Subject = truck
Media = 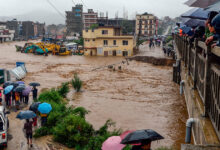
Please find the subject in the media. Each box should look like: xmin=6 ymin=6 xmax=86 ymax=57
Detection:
xmin=0 ymin=106 xmax=9 ymax=147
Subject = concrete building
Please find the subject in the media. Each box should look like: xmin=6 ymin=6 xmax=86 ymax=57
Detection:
xmin=83 ymin=9 xmax=98 ymax=29
xmin=34 ymin=22 xmax=45 ymax=37
xmin=83 ymin=26 xmax=134 ymax=56
xmin=98 ymin=18 xmax=136 ymax=35
xmin=6 ymin=19 xmax=19 ymax=39
xmin=136 ymin=12 xmax=158 ymax=37
xmin=22 ymin=21 xmax=34 ymax=40
xmin=66 ymin=4 xmax=83 ymax=35
xmin=0 ymin=22 xmax=15 ymax=42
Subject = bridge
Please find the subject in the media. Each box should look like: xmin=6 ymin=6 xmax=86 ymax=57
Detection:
xmin=174 ymin=34 xmax=220 ymax=149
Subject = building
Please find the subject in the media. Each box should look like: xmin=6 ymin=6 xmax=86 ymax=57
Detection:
xmin=66 ymin=4 xmax=83 ymax=35
xmin=98 ymin=18 xmax=136 ymax=35
xmin=83 ymin=9 xmax=98 ymax=29
xmin=34 ymin=22 xmax=45 ymax=37
xmin=6 ymin=19 xmax=19 ymax=39
xmin=83 ymin=26 xmax=134 ymax=56
xmin=22 ymin=21 xmax=34 ymax=40
xmin=0 ymin=22 xmax=15 ymax=43
xmin=135 ymin=12 xmax=158 ymax=37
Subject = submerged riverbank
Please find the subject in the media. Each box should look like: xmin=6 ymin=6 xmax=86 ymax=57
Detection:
xmin=0 ymin=41 xmax=188 ymax=149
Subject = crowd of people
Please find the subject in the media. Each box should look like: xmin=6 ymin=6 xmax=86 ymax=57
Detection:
xmin=149 ymin=38 xmax=162 ymax=48
xmin=177 ymin=11 xmax=220 ymax=48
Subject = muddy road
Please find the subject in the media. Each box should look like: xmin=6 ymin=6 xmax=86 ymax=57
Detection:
xmin=0 ymin=41 xmax=187 ymax=149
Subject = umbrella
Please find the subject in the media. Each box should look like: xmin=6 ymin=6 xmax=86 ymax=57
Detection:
xmin=3 ymin=81 xmax=13 ymax=88
xmin=38 ymin=102 xmax=52 ymax=114
xmin=11 ymin=82 xmax=19 ymax=88
xmin=14 ymin=86 xmax=26 ymax=92
xmin=181 ymin=18 xmax=205 ymax=27
xmin=16 ymin=110 xmax=36 ymax=120
xmin=4 ymin=85 xmax=14 ymax=95
xmin=22 ymin=86 xmax=31 ymax=96
xmin=16 ymin=81 xmax=25 ymax=85
xmin=102 ymin=136 xmax=125 ymax=150
xmin=121 ymin=129 xmax=164 ymax=144
xmin=29 ymin=82 xmax=40 ymax=87
xmin=0 ymin=87 xmax=3 ymax=90
xmin=184 ymin=0 xmax=218 ymax=8
xmin=205 ymin=1 xmax=220 ymax=11
xmin=181 ymin=26 xmax=192 ymax=34
xmin=29 ymin=102 xmax=41 ymax=112
xmin=181 ymin=8 xmax=209 ymax=20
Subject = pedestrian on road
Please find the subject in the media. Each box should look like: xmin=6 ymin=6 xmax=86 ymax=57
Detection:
xmin=0 ymin=90 xmax=2 ymax=105
xmin=5 ymin=92 xmax=11 ymax=108
xmin=12 ymin=91 xmax=15 ymax=106
xmin=32 ymin=87 xmax=38 ymax=101
xmin=24 ymin=94 xmax=29 ymax=104
xmin=24 ymin=119 xmax=33 ymax=148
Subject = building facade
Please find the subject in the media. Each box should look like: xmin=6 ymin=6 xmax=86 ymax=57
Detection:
xmin=6 ymin=19 xmax=19 ymax=39
xmin=0 ymin=22 xmax=15 ymax=42
xmin=22 ymin=21 xmax=34 ymax=40
xmin=66 ymin=4 xmax=83 ymax=35
xmin=83 ymin=9 xmax=98 ymax=29
xmin=135 ymin=13 xmax=158 ymax=37
xmin=83 ymin=26 xmax=134 ymax=56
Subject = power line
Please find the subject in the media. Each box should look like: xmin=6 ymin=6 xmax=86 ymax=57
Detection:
xmin=72 ymin=0 xmax=76 ymax=5
xmin=46 ymin=0 xmax=65 ymax=18
xmin=80 ymin=0 xmax=88 ymax=9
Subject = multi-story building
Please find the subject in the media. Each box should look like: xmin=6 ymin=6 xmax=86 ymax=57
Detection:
xmin=135 ymin=12 xmax=158 ymax=37
xmin=83 ymin=9 xmax=98 ymax=29
xmin=6 ymin=19 xmax=19 ymax=39
xmin=66 ymin=4 xmax=83 ymax=35
xmin=83 ymin=26 xmax=134 ymax=56
xmin=34 ymin=22 xmax=45 ymax=37
xmin=0 ymin=22 xmax=15 ymax=42
xmin=22 ymin=21 xmax=34 ymax=40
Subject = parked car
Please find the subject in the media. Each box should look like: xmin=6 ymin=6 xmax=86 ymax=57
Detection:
xmin=0 ymin=106 xmax=9 ymax=147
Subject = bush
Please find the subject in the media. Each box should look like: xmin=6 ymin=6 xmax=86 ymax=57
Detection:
xmin=34 ymin=126 xmax=51 ymax=138
xmin=38 ymin=88 xmax=63 ymax=104
xmin=165 ymin=36 xmax=173 ymax=43
xmin=156 ymin=147 xmax=173 ymax=150
xmin=53 ymin=114 xmax=94 ymax=148
xmin=57 ymin=82 xmax=70 ymax=98
xmin=71 ymin=74 xmax=82 ymax=92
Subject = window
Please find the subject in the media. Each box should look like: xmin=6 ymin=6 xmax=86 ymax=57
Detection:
xmin=102 ymin=30 xmax=108 ymax=35
xmin=75 ymin=13 xmax=81 ymax=17
xmin=123 ymin=40 xmax=128 ymax=45
xmin=104 ymin=40 xmax=108 ymax=46
xmin=113 ymin=40 xmax=117 ymax=45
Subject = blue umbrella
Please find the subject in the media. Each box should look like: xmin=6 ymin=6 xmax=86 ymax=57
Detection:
xmin=38 ymin=103 xmax=52 ymax=114
xmin=181 ymin=18 xmax=205 ymax=27
xmin=181 ymin=26 xmax=192 ymax=34
xmin=4 ymin=85 xmax=14 ymax=95
xmin=181 ymin=8 xmax=209 ymax=20
xmin=205 ymin=1 xmax=220 ymax=12
xmin=16 ymin=110 xmax=36 ymax=120
xmin=185 ymin=0 xmax=218 ymax=8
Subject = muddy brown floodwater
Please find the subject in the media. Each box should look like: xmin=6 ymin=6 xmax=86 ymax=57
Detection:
xmin=0 ymin=41 xmax=188 ymax=150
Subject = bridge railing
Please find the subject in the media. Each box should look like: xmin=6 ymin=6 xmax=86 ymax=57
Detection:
xmin=174 ymin=34 xmax=220 ymax=140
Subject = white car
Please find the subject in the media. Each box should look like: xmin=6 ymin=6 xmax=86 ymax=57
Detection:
xmin=0 ymin=106 xmax=9 ymax=147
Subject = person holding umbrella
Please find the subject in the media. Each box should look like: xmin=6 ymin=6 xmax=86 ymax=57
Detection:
xmin=4 ymin=85 xmax=14 ymax=108
xmin=15 ymin=92 xmax=20 ymax=110
xmin=16 ymin=110 xmax=36 ymax=148
xmin=29 ymin=82 xmax=40 ymax=101
xmin=24 ymin=119 xmax=33 ymax=148
xmin=0 ymin=87 xmax=3 ymax=105
xmin=38 ymin=102 xmax=52 ymax=126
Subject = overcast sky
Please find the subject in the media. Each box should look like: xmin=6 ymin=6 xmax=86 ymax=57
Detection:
xmin=0 ymin=0 xmax=190 ymax=19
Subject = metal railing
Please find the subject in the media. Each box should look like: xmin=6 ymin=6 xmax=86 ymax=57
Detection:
xmin=174 ymin=34 xmax=220 ymax=140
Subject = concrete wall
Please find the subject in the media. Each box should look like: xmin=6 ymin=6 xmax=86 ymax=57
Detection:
xmin=181 ymin=144 xmax=220 ymax=150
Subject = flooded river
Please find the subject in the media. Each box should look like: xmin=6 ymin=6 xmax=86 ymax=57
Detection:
xmin=0 ymin=41 xmax=188 ymax=149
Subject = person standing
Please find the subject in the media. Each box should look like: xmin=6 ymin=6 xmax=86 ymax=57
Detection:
xmin=0 ymin=90 xmax=2 ymax=105
xmin=24 ymin=94 xmax=29 ymax=104
xmin=32 ymin=87 xmax=38 ymax=101
xmin=15 ymin=92 xmax=20 ymax=110
xmin=5 ymin=92 xmax=11 ymax=108
xmin=24 ymin=119 xmax=33 ymax=148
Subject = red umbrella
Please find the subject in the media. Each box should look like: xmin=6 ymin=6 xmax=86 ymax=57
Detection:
xmin=0 ymin=87 xmax=3 ymax=90
xmin=102 ymin=136 xmax=125 ymax=150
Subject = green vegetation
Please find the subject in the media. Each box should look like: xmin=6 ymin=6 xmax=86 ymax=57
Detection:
xmin=121 ymin=20 xmax=133 ymax=35
xmin=165 ymin=35 xmax=173 ymax=43
xmin=89 ymin=24 xmax=99 ymax=30
xmin=71 ymin=74 xmax=83 ymax=92
xmin=136 ymin=39 xmax=145 ymax=46
xmin=74 ymin=37 xmax=84 ymax=46
xmin=34 ymin=81 xmax=122 ymax=149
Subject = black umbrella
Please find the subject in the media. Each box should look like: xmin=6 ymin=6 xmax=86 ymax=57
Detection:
xmin=181 ymin=8 xmax=209 ymax=20
xmin=121 ymin=129 xmax=164 ymax=144
xmin=29 ymin=82 xmax=40 ymax=87
xmin=3 ymin=81 xmax=13 ymax=88
xmin=29 ymin=102 xmax=41 ymax=112
xmin=14 ymin=86 xmax=26 ymax=92
xmin=11 ymin=82 xmax=19 ymax=88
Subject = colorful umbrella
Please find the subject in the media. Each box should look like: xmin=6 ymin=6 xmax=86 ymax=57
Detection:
xmin=38 ymin=102 xmax=52 ymax=114
xmin=16 ymin=81 xmax=25 ymax=85
xmin=3 ymin=81 xmax=13 ymax=88
xmin=22 ymin=86 xmax=31 ymax=96
xmin=0 ymin=87 xmax=3 ymax=90
xmin=102 ymin=136 xmax=125 ymax=150
xmin=16 ymin=110 xmax=36 ymax=120
xmin=14 ymin=86 xmax=25 ymax=92
xmin=4 ymin=85 xmax=14 ymax=94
